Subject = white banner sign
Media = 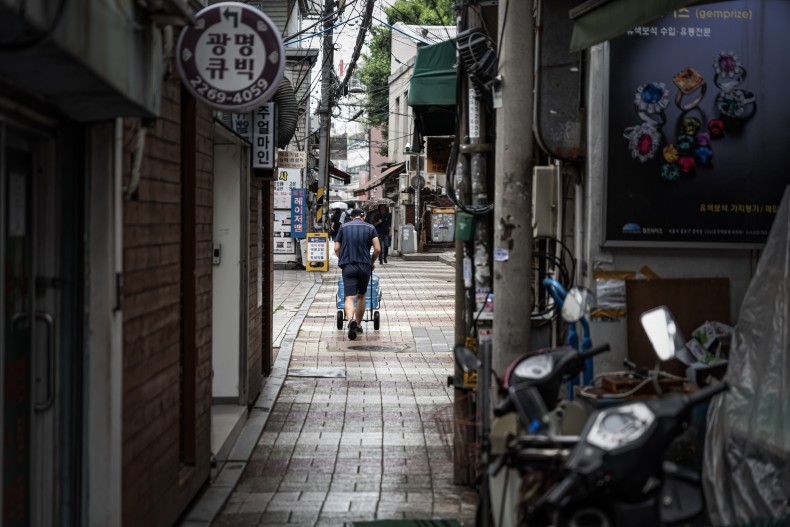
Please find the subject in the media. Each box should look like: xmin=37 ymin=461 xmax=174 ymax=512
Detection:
xmin=273 ymin=168 xmax=302 ymax=208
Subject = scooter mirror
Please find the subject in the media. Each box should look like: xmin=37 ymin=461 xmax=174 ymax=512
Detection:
xmin=453 ymin=345 xmax=479 ymax=373
xmin=561 ymin=287 xmax=594 ymax=322
xmin=640 ymin=306 xmax=686 ymax=361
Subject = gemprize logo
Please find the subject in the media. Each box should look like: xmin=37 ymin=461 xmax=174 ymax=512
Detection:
xmin=177 ymin=2 xmax=284 ymax=111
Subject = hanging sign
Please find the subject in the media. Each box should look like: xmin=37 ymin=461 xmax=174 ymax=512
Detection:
xmin=290 ymin=188 xmax=307 ymax=239
xmin=176 ymin=2 xmax=284 ymax=111
xmin=252 ymin=103 xmax=275 ymax=168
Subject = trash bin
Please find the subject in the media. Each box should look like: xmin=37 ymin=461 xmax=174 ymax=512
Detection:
xmin=400 ymin=224 xmax=416 ymax=254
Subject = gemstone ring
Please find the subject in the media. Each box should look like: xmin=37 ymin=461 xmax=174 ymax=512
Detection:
xmin=634 ymin=82 xmax=670 ymax=116
xmin=716 ymin=88 xmax=756 ymax=118
xmin=673 ymin=67 xmax=707 ymax=111
xmin=624 ymin=122 xmax=662 ymax=162
xmin=713 ymin=51 xmax=746 ymax=90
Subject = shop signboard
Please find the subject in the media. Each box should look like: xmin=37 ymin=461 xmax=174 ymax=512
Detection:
xmin=605 ymin=0 xmax=787 ymax=246
xmin=306 ymin=233 xmax=329 ymax=272
xmin=231 ymin=103 xmax=275 ymax=169
xmin=273 ymin=234 xmax=295 ymax=254
xmin=176 ymin=2 xmax=284 ymax=112
xmin=274 ymin=168 xmax=301 ymax=208
xmin=278 ymin=150 xmax=307 ymax=169
xmin=290 ymin=188 xmax=306 ymax=239
xmin=252 ymin=103 xmax=275 ymax=169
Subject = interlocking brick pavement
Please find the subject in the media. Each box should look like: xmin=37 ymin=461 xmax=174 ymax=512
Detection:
xmin=214 ymin=256 xmax=477 ymax=527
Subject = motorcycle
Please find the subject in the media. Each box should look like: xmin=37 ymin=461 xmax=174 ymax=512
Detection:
xmin=453 ymin=287 xmax=610 ymax=527
xmin=527 ymin=306 xmax=729 ymax=527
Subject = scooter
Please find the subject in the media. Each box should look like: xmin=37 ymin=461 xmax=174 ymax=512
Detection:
xmin=453 ymin=287 xmax=610 ymax=527
xmin=527 ymin=306 xmax=729 ymax=527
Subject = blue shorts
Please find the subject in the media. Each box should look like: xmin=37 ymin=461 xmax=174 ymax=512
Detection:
xmin=341 ymin=262 xmax=371 ymax=297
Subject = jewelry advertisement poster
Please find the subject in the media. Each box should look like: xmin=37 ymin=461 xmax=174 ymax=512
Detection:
xmin=605 ymin=0 xmax=787 ymax=246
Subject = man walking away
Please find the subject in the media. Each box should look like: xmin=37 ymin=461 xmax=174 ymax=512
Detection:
xmin=372 ymin=204 xmax=391 ymax=264
xmin=334 ymin=209 xmax=381 ymax=340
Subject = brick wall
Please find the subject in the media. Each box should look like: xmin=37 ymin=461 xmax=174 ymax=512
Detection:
xmin=121 ymin=77 xmax=213 ymax=527
xmin=247 ymin=176 xmax=263 ymax=404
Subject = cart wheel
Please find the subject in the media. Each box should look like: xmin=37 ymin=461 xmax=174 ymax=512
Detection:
xmin=337 ymin=310 xmax=344 ymax=330
xmin=373 ymin=311 xmax=380 ymax=330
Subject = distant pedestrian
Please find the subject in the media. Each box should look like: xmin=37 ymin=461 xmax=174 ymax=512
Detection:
xmin=371 ymin=204 xmax=391 ymax=264
xmin=329 ymin=208 xmax=342 ymax=240
xmin=334 ymin=209 xmax=381 ymax=340
xmin=337 ymin=201 xmax=355 ymax=225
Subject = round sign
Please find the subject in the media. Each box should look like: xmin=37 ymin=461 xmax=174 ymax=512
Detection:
xmin=176 ymin=2 xmax=285 ymax=111
xmin=411 ymin=174 xmax=425 ymax=190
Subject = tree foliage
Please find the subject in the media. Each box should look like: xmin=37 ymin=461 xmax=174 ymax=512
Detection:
xmin=357 ymin=0 xmax=455 ymax=155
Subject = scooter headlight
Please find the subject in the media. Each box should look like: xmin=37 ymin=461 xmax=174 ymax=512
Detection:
xmin=511 ymin=353 xmax=554 ymax=382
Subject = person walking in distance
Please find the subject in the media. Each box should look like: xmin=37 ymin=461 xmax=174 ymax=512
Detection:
xmin=372 ymin=204 xmax=391 ymax=264
xmin=334 ymin=209 xmax=381 ymax=340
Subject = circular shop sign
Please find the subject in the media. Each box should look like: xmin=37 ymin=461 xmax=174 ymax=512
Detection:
xmin=176 ymin=2 xmax=284 ymax=111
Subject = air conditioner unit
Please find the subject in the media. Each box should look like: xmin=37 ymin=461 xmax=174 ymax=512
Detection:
xmin=532 ymin=165 xmax=558 ymax=237
xmin=424 ymin=174 xmax=437 ymax=191
xmin=407 ymin=154 xmax=424 ymax=173
xmin=399 ymin=173 xmax=410 ymax=192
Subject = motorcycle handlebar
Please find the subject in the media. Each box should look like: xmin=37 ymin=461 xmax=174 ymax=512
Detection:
xmin=578 ymin=343 xmax=611 ymax=361
xmin=687 ymin=380 xmax=729 ymax=406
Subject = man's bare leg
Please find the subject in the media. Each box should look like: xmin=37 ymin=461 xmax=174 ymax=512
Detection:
xmin=354 ymin=293 xmax=366 ymax=324
xmin=344 ymin=295 xmax=357 ymax=322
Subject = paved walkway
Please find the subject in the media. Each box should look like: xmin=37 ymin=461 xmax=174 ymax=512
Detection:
xmin=214 ymin=256 xmax=477 ymax=527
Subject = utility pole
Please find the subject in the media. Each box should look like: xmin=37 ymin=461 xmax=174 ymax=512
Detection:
xmin=493 ymin=0 xmax=534 ymax=373
xmin=317 ymin=0 xmax=334 ymax=231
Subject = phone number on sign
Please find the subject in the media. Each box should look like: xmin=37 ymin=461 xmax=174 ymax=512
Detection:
xmin=190 ymin=76 xmax=270 ymax=105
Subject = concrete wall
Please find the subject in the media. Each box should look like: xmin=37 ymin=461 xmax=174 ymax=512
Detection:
xmin=388 ymin=60 xmax=414 ymax=162
xmin=582 ymin=43 xmax=757 ymax=373
xmin=121 ymin=78 xmax=213 ymax=527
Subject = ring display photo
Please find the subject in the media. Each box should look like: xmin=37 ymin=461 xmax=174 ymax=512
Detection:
xmin=605 ymin=0 xmax=787 ymax=246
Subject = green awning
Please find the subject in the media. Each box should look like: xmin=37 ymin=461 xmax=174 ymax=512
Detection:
xmin=408 ymin=39 xmax=457 ymax=107
xmin=408 ymin=39 xmax=457 ymax=138
xmin=569 ymin=0 xmax=729 ymax=52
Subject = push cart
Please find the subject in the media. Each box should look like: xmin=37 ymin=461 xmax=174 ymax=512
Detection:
xmin=336 ymin=274 xmax=383 ymax=330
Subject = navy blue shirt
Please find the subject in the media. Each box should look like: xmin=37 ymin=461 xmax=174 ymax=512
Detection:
xmin=335 ymin=219 xmax=378 ymax=267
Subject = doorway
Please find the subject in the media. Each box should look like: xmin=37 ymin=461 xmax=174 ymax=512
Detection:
xmin=210 ymin=126 xmax=251 ymax=460
xmin=1 ymin=120 xmax=71 ymax=527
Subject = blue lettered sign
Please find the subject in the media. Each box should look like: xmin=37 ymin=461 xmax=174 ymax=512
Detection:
xmin=290 ymin=188 xmax=306 ymax=239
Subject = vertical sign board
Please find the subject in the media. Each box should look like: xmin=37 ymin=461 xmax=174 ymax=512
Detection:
xmin=232 ymin=112 xmax=252 ymax=140
xmin=231 ymin=103 xmax=275 ymax=169
xmin=605 ymin=0 xmax=787 ymax=246
xmin=176 ymin=3 xmax=284 ymax=112
xmin=290 ymin=188 xmax=306 ymax=239
xmin=252 ymin=103 xmax=275 ymax=169
xmin=305 ymin=233 xmax=329 ymax=272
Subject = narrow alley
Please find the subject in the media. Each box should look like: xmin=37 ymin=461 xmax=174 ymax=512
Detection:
xmin=191 ymin=255 xmax=478 ymax=526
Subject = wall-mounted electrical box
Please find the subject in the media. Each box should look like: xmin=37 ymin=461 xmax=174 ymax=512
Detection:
xmin=532 ymin=165 xmax=558 ymax=238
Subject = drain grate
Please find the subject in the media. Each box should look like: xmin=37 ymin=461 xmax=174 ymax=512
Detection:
xmin=346 ymin=345 xmax=402 ymax=352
